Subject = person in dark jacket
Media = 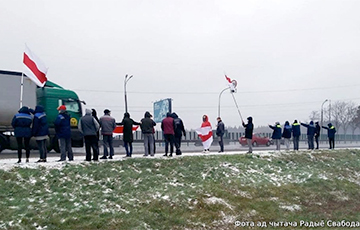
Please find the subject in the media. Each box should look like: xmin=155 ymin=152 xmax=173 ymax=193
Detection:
xmin=171 ymin=112 xmax=186 ymax=155
xmin=11 ymin=106 xmax=33 ymax=163
xmin=78 ymin=108 xmax=100 ymax=161
xmin=54 ymin=105 xmax=73 ymax=161
xmin=292 ymin=120 xmax=301 ymax=150
xmin=140 ymin=111 xmax=156 ymax=156
xmin=216 ymin=117 xmax=225 ymax=152
xmin=99 ymin=109 xmax=116 ymax=159
xmin=314 ymin=122 xmax=321 ymax=149
xmin=301 ymin=120 xmax=316 ymax=150
xmin=282 ymin=121 xmax=292 ymax=150
xmin=91 ymin=108 xmax=100 ymax=141
xmin=32 ymin=105 xmax=49 ymax=162
xmin=242 ymin=116 xmax=254 ymax=153
xmin=118 ymin=112 xmax=141 ymax=157
xmin=269 ymin=122 xmax=282 ymax=150
xmin=322 ymin=123 xmax=336 ymax=149
xmin=161 ymin=112 xmax=175 ymax=157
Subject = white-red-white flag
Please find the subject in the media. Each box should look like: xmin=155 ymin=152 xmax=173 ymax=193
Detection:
xmin=225 ymin=75 xmax=236 ymax=92
xmin=113 ymin=125 xmax=139 ymax=137
xmin=196 ymin=125 xmax=213 ymax=150
xmin=23 ymin=45 xmax=48 ymax=87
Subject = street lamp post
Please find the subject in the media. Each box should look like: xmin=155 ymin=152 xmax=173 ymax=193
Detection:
xmin=321 ymin=99 xmax=328 ymax=127
xmin=218 ymin=87 xmax=230 ymax=117
xmin=124 ymin=74 xmax=133 ymax=113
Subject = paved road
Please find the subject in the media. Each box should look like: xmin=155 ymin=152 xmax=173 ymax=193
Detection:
xmin=1 ymin=141 xmax=360 ymax=159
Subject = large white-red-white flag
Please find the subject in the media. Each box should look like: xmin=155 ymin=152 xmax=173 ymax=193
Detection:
xmin=196 ymin=125 xmax=213 ymax=150
xmin=23 ymin=45 xmax=48 ymax=87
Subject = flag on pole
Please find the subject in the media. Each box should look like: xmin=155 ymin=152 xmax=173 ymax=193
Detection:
xmin=225 ymin=74 xmax=236 ymax=92
xmin=23 ymin=45 xmax=48 ymax=87
xmin=196 ymin=115 xmax=213 ymax=150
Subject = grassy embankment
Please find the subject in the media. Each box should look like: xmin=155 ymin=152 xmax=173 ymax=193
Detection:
xmin=1 ymin=149 xmax=360 ymax=229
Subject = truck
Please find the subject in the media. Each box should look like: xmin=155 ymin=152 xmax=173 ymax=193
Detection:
xmin=0 ymin=70 xmax=84 ymax=153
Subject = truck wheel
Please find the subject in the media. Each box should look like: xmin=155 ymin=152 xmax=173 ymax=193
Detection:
xmin=266 ymin=141 xmax=271 ymax=146
xmin=0 ymin=134 xmax=8 ymax=153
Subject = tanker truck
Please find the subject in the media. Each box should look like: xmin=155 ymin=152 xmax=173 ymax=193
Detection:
xmin=0 ymin=70 xmax=85 ymax=153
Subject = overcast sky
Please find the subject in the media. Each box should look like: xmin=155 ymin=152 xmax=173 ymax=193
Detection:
xmin=1 ymin=0 xmax=360 ymax=129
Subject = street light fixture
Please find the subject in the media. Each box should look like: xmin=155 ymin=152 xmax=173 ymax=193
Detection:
xmin=321 ymin=99 xmax=329 ymax=127
xmin=218 ymin=87 xmax=230 ymax=117
xmin=124 ymin=74 xmax=133 ymax=113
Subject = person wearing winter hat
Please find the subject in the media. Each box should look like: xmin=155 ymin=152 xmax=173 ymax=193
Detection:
xmin=11 ymin=106 xmax=33 ymax=163
xmin=282 ymin=121 xmax=292 ymax=150
xmin=54 ymin=105 xmax=73 ymax=161
xmin=269 ymin=122 xmax=282 ymax=151
xmin=99 ymin=109 xmax=116 ymax=159
xmin=78 ymin=108 xmax=100 ymax=161
xmin=140 ymin=111 xmax=156 ymax=156
xmin=242 ymin=117 xmax=254 ymax=153
xmin=322 ymin=123 xmax=337 ymax=149
xmin=32 ymin=105 xmax=49 ymax=162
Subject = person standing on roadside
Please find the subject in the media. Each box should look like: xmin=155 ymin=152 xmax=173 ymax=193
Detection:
xmin=172 ymin=112 xmax=186 ymax=155
xmin=216 ymin=117 xmax=225 ymax=153
xmin=161 ymin=112 xmax=175 ymax=157
xmin=269 ymin=122 xmax=282 ymax=151
xmin=242 ymin=116 xmax=254 ymax=153
xmin=91 ymin=109 xmax=100 ymax=142
xmin=99 ymin=109 xmax=116 ymax=159
xmin=301 ymin=120 xmax=316 ymax=150
xmin=140 ymin=111 xmax=156 ymax=156
xmin=32 ymin=105 xmax=49 ymax=163
xmin=79 ymin=109 xmax=100 ymax=161
xmin=292 ymin=120 xmax=301 ymax=150
xmin=118 ymin=112 xmax=141 ymax=157
xmin=322 ymin=123 xmax=336 ymax=149
xmin=282 ymin=121 xmax=292 ymax=150
xmin=314 ymin=121 xmax=321 ymax=149
xmin=54 ymin=105 xmax=73 ymax=161
xmin=12 ymin=106 xmax=33 ymax=163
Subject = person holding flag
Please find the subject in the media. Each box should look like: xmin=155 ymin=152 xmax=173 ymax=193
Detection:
xmin=196 ymin=115 xmax=213 ymax=153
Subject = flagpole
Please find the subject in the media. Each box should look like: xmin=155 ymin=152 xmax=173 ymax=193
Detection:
xmin=20 ymin=72 xmax=24 ymax=108
xmin=231 ymin=92 xmax=243 ymax=121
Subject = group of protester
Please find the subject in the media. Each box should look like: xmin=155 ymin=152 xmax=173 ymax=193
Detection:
xmin=12 ymin=104 xmax=337 ymax=163
xmin=267 ymin=120 xmax=337 ymax=151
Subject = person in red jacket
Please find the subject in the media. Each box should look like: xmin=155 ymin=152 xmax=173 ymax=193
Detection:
xmin=161 ymin=112 xmax=175 ymax=157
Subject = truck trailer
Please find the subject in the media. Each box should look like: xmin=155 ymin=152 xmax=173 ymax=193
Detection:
xmin=0 ymin=70 xmax=84 ymax=153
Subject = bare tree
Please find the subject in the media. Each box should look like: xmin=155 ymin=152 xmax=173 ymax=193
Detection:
xmin=309 ymin=110 xmax=320 ymax=121
xmin=350 ymin=105 xmax=360 ymax=135
xmin=330 ymin=101 xmax=357 ymax=134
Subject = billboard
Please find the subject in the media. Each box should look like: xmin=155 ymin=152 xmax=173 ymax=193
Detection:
xmin=153 ymin=98 xmax=172 ymax=123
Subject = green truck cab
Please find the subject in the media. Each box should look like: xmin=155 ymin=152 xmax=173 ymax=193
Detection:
xmin=0 ymin=70 xmax=84 ymax=153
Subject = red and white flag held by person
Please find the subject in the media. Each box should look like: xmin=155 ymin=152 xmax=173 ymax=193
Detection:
xmin=196 ymin=115 xmax=213 ymax=150
xmin=23 ymin=45 xmax=48 ymax=87
xmin=113 ymin=125 xmax=139 ymax=137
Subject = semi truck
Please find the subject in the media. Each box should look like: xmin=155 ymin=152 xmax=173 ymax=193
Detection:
xmin=0 ymin=70 xmax=84 ymax=153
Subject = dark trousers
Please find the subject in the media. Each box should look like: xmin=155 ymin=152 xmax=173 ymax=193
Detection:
xmin=16 ymin=137 xmax=31 ymax=160
xmin=218 ymin=135 xmax=224 ymax=152
xmin=59 ymin=138 xmax=73 ymax=160
xmin=124 ymin=141 xmax=133 ymax=157
xmin=102 ymin=135 xmax=114 ymax=157
xmin=174 ymin=135 xmax=182 ymax=155
xmin=329 ymin=138 xmax=335 ymax=149
xmin=293 ymin=136 xmax=299 ymax=150
xmin=84 ymin=135 xmax=99 ymax=161
xmin=307 ymin=135 xmax=314 ymax=150
xmin=315 ymin=135 xmax=319 ymax=149
xmin=164 ymin=134 xmax=175 ymax=155
xmin=36 ymin=139 xmax=47 ymax=160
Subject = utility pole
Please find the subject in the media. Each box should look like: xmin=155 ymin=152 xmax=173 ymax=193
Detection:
xmin=124 ymin=74 xmax=133 ymax=113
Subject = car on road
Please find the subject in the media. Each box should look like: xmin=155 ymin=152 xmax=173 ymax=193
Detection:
xmin=239 ymin=133 xmax=271 ymax=147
